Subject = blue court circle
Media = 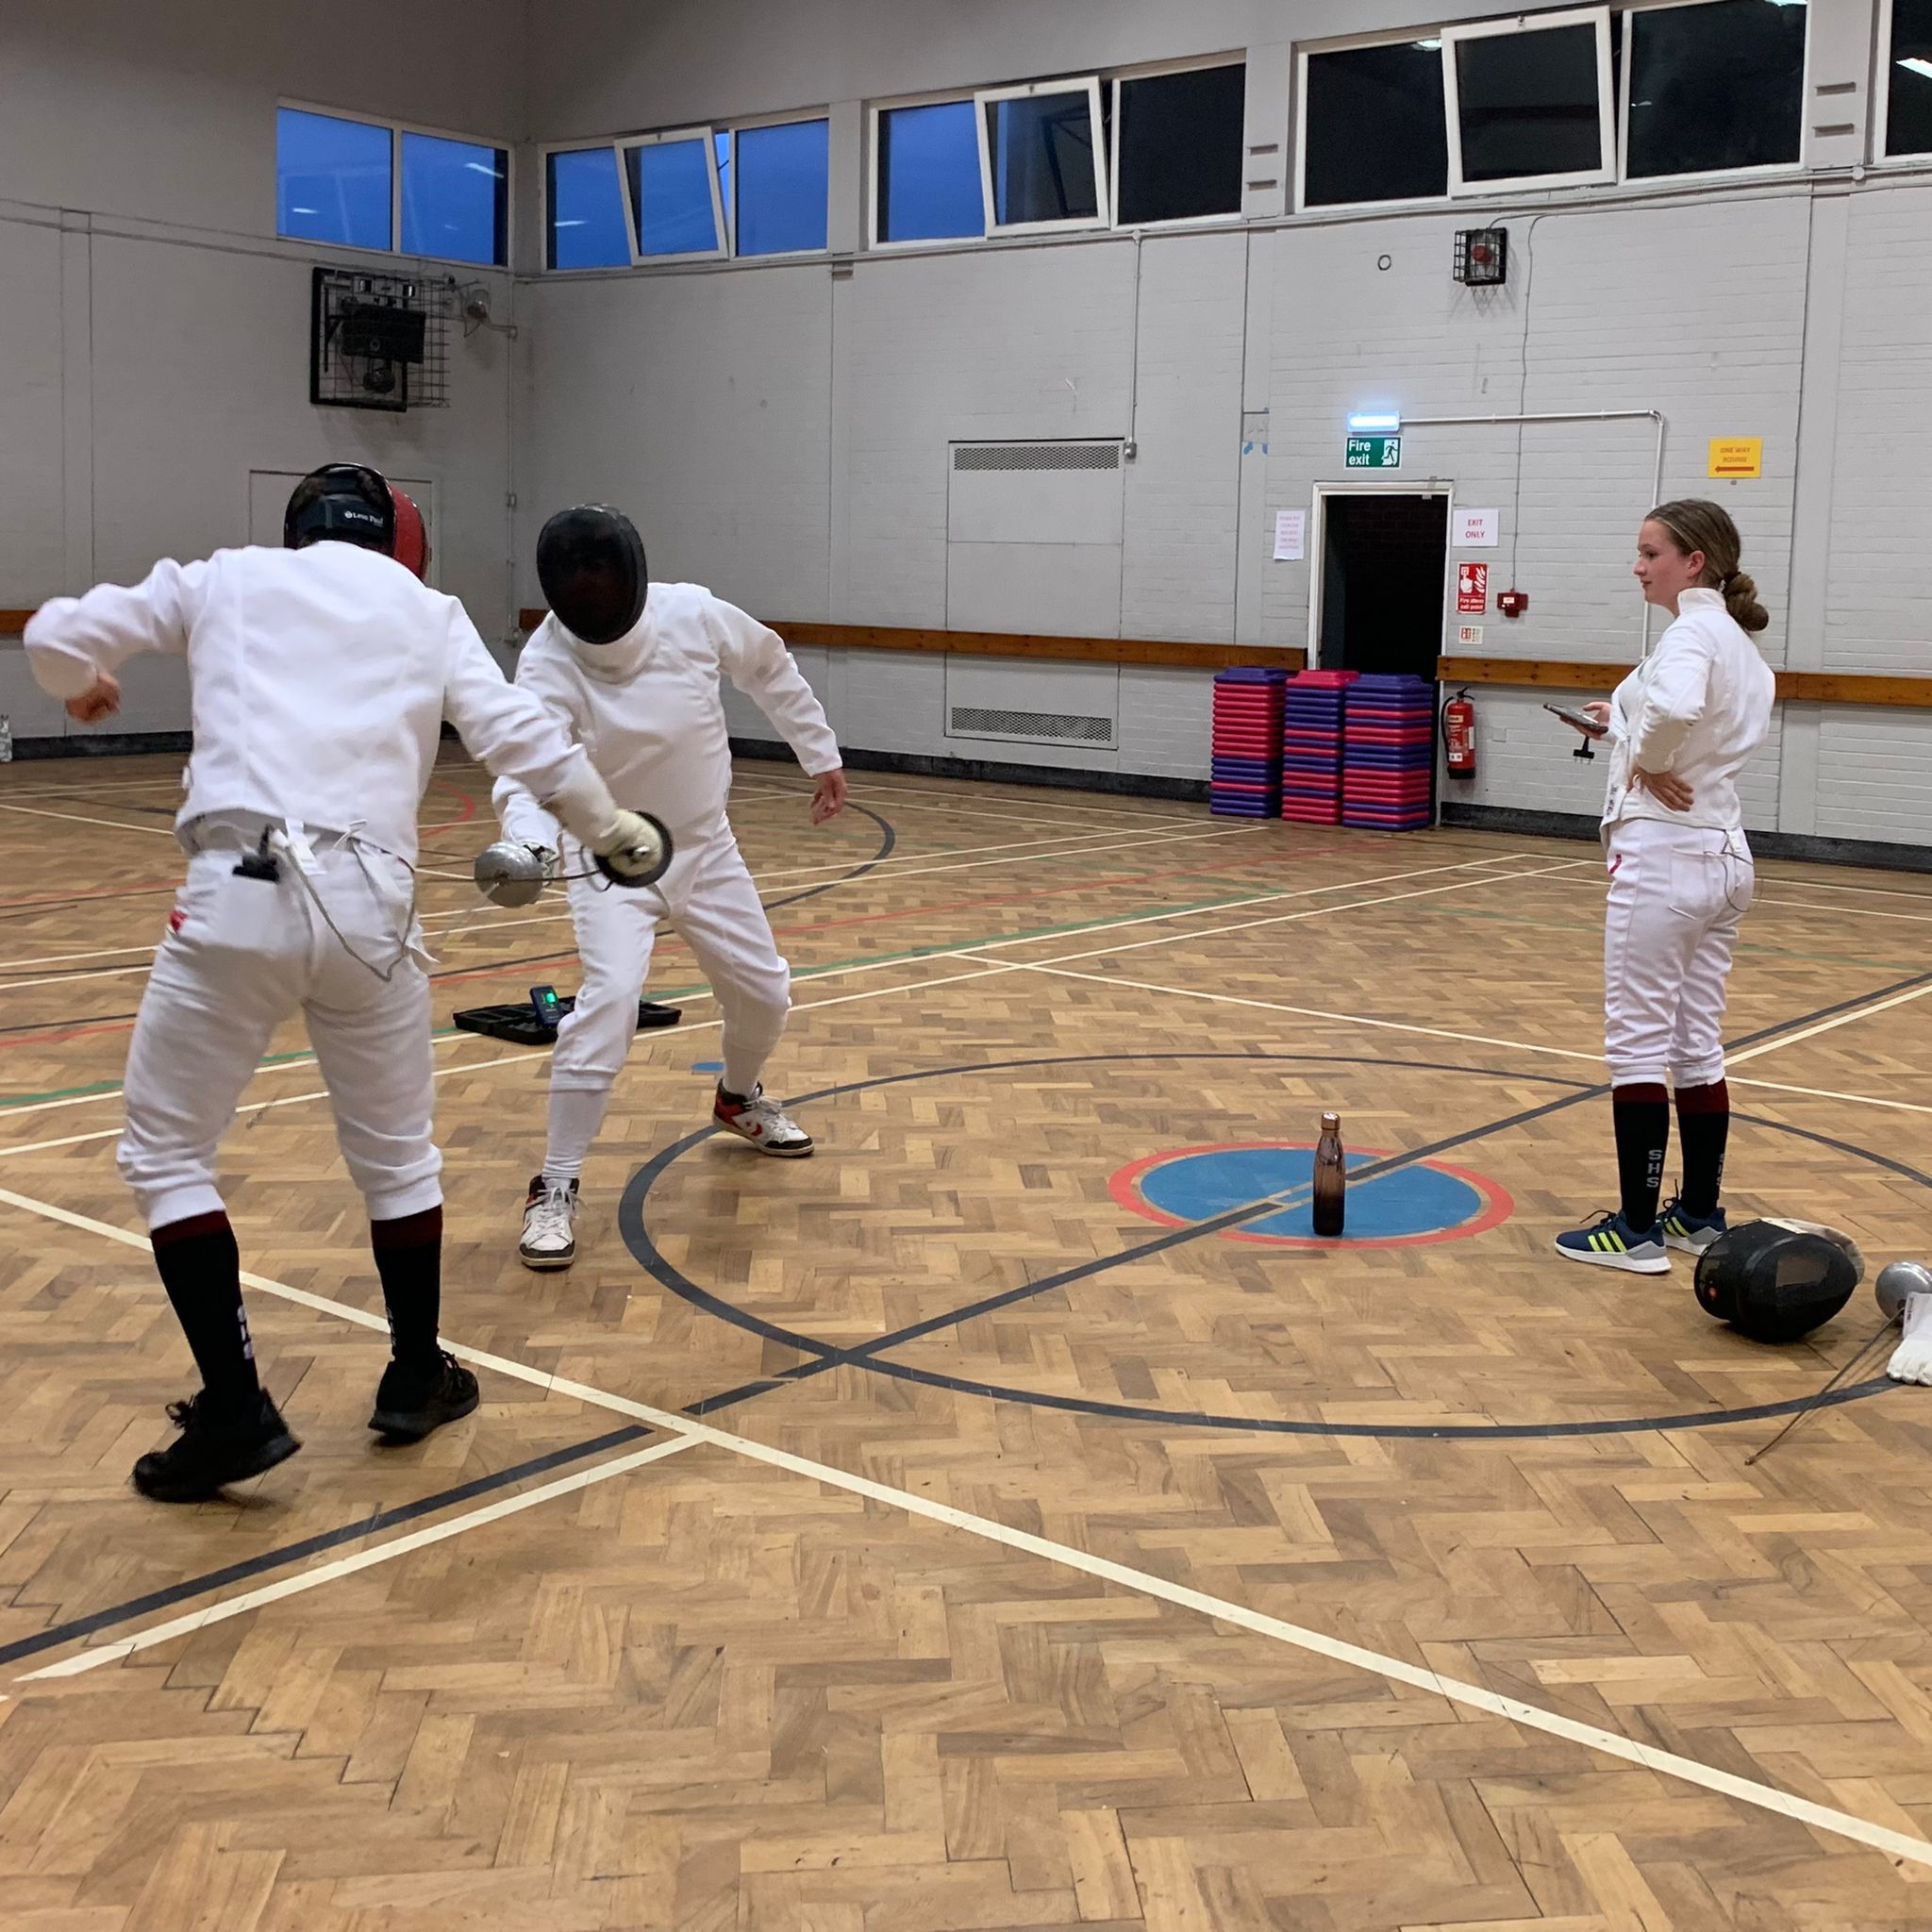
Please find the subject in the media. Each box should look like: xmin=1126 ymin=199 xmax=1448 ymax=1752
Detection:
xmin=1115 ymin=1142 xmax=1505 ymax=1246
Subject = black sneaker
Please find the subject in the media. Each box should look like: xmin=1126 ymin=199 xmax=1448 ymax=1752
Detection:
xmin=131 ymin=1390 xmax=301 ymax=1503
xmin=368 ymin=1350 xmax=480 ymax=1441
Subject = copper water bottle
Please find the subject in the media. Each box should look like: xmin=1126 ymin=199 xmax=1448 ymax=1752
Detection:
xmin=1312 ymin=1111 xmax=1346 ymax=1238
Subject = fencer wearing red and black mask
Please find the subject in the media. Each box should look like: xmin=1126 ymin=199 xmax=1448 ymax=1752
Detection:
xmin=493 ymin=505 xmax=847 ymax=1273
xmin=23 ymin=464 xmax=660 ymax=1502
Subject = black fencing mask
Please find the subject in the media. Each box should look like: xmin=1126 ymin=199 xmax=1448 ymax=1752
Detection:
xmin=536 ymin=506 xmax=647 ymax=646
xmin=1694 ymin=1220 xmax=1859 ymax=1342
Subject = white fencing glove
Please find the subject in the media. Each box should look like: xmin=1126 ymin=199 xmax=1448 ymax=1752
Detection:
xmin=1888 ymin=1295 xmax=1932 ymax=1386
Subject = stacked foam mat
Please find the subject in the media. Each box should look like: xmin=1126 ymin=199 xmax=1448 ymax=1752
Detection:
xmin=1280 ymin=669 xmax=1357 ymax=824
xmin=1209 ymin=667 xmax=1289 ymax=817
xmin=1341 ymin=674 xmax=1436 ymax=830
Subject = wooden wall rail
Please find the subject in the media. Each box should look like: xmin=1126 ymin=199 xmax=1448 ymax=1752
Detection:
xmin=517 ymin=611 xmax=1305 ymax=673
xmin=1 ymin=610 xmax=32 ymax=635
xmin=1438 ymin=655 xmax=1932 ymax=708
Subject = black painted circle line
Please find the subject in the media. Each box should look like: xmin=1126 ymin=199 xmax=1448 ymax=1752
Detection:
xmin=619 ymin=1050 xmax=1907 ymax=1439
xmin=761 ymin=803 xmax=896 ymax=913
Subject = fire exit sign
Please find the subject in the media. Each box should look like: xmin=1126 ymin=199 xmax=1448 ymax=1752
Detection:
xmin=1345 ymin=433 xmax=1402 ymax=469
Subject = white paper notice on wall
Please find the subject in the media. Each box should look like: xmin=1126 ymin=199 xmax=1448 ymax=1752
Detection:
xmin=1273 ymin=509 xmax=1306 ymax=562
xmin=1455 ymin=508 xmax=1499 ymax=548
xmin=1457 ymin=625 xmax=1485 ymax=650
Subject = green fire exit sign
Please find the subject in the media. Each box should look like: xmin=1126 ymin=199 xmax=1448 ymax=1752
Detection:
xmin=1345 ymin=433 xmax=1402 ymax=469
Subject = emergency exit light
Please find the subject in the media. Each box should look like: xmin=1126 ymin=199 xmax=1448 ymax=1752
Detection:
xmin=1346 ymin=412 xmax=1402 ymax=433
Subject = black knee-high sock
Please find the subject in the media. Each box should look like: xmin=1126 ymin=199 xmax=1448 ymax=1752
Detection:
xmin=151 ymin=1211 xmax=260 ymax=1413
xmin=1611 ymin=1083 xmax=1670 ymax=1233
xmin=1674 ymin=1080 xmax=1730 ymax=1217
xmin=372 ymin=1206 xmax=443 ymax=1370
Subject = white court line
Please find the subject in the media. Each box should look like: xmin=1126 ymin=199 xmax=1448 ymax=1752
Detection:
xmin=0 ymin=958 xmax=1032 ymax=1158
xmin=1728 ymin=979 xmax=1932 ymax=1066
xmin=1 ymin=1181 xmax=1925 ymax=1871
xmin=1535 ymin=868 xmax=1932 ymax=930
xmin=1009 ymin=961 xmax=1606 ymax=1066
xmin=1009 ymin=962 xmax=1932 ymax=1120
xmin=18 ymin=1435 xmax=701 ymax=1679
xmin=0 ymin=851 xmax=1537 ymax=1128
xmin=727 ymin=771 xmax=1203 ymax=824
xmin=0 ymin=821 xmax=1267 ymax=984
xmin=0 ymin=800 xmax=178 ymax=838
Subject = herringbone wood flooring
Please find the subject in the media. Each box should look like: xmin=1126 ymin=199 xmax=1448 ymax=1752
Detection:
xmin=4 ymin=753 xmax=1932 ymax=1928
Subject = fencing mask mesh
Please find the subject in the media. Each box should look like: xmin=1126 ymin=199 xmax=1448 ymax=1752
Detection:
xmin=536 ymin=505 xmax=647 ymax=647
xmin=1694 ymin=1220 xmax=1860 ymax=1343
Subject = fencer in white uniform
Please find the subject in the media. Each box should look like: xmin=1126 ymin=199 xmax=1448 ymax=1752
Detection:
xmin=491 ymin=505 xmax=846 ymax=1271
xmin=23 ymin=465 xmax=662 ymax=1500
xmin=1555 ymin=497 xmax=1775 ymax=1273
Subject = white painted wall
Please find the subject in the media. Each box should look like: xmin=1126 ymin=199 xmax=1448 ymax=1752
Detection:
xmin=6 ymin=0 xmax=1928 ymax=851
xmin=0 ymin=0 xmax=527 ymax=743
xmin=506 ymin=0 xmax=1932 ymax=848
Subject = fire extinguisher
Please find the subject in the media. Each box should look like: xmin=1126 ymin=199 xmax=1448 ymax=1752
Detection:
xmin=1442 ymin=688 xmax=1477 ymax=780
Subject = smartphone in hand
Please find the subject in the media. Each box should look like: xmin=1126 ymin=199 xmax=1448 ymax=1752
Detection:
xmin=1544 ymin=702 xmax=1607 ymax=739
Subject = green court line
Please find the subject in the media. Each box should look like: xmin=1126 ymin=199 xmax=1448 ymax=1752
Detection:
xmin=8 ymin=871 xmax=1921 ymax=1115
xmin=0 ymin=878 xmax=1300 ymax=1111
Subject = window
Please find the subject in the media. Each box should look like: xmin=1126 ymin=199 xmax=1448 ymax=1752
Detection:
xmin=277 ymin=106 xmax=510 ymax=264
xmin=1301 ymin=41 xmax=1449 ymax=207
xmin=714 ymin=130 xmax=733 ymax=242
xmin=734 ymin=119 xmax=830 ymax=254
xmin=400 ymin=132 xmax=508 ymax=266
xmin=1113 ymin=61 xmax=1245 ymax=223
xmin=546 ymin=146 xmax=630 ymax=269
xmin=1889 ymin=0 xmax=1932 ymax=158
xmin=276 ymin=107 xmax=392 ymax=252
xmin=975 ymin=78 xmax=1107 ymax=231
xmin=876 ymin=99 xmax=983 ymax=242
xmin=1443 ymin=9 xmax=1615 ymax=192
xmin=623 ymin=130 xmax=724 ymax=258
xmin=1625 ymin=1 xmax=1806 ymax=178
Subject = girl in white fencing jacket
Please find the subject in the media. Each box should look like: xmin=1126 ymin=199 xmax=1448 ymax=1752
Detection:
xmin=1555 ymin=497 xmax=1775 ymax=1274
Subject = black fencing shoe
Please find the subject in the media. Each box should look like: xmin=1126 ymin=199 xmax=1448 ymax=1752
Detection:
xmin=132 ymin=1391 xmax=301 ymax=1503
xmin=369 ymin=1350 xmax=480 ymax=1441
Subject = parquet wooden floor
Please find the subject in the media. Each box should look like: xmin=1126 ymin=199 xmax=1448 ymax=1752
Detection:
xmin=5 ymin=751 xmax=1932 ymax=1929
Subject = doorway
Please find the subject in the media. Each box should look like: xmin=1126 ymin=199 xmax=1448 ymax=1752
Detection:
xmin=1312 ymin=489 xmax=1448 ymax=677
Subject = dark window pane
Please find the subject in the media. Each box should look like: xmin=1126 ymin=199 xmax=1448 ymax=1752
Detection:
xmin=737 ymin=120 xmax=829 ymax=255
xmin=1455 ymin=23 xmax=1606 ymax=182
xmin=985 ymin=91 xmax=1100 ymax=225
xmin=400 ymin=132 xmax=507 ymax=264
xmin=1304 ymin=42 xmax=1449 ymax=205
xmin=625 ymin=137 xmax=720 ymax=256
xmin=277 ymin=108 xmax=391 ymax=250
xmin=1890 ymin=0 xmax=1932 ymax=157
xmin=547 ymin=147 xmax=630 ymax=269
xmin=1116 ymin=63 xmax=1245 ymax=222
xmin=1628 ymin=1 xmax=1806 ymax=176
xmin=877 ymin=101 xmax=982 ymax=241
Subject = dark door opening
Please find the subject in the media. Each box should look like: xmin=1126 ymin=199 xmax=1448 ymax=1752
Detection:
xmin=1317 ymin=492 xmax=1449 ymax=677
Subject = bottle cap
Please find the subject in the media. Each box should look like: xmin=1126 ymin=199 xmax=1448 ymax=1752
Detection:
xmin=1321 ymin=1111 xmax=1341 ymax=1131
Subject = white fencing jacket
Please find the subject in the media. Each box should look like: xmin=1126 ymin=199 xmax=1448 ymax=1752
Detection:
xmin=25 ymin=542 xmax=608 ymax=864
xmin=1602 ymin=588 xmax=1775 ymax=834
xmin=494 ymin=584 xmax=841 ymax=850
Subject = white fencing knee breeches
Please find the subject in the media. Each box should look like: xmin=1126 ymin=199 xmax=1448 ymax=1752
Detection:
xmin=1602 ymin=819 xmax=1755 ymax=1090
xmin=549 ymin=824 xmax=791 ymax=1096
xmin=118 ymin=841 xmax=441 ymax=1230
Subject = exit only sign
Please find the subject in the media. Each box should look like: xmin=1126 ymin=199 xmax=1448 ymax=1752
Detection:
xmin=1345 ymin=433 xmax=1402 ymax=469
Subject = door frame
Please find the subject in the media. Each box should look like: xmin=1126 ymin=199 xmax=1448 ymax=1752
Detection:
xmin=1307 ymin=481 xmax=1454 ymax=672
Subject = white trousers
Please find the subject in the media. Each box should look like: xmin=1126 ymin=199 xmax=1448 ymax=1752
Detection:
xmin=119 ymin=842 xmax=441 ymax=1230
xmin=550 ymin=822 xmax=791 ymax=1096
xmin=1602 ymin=818 xmax=1755 ymax=1089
